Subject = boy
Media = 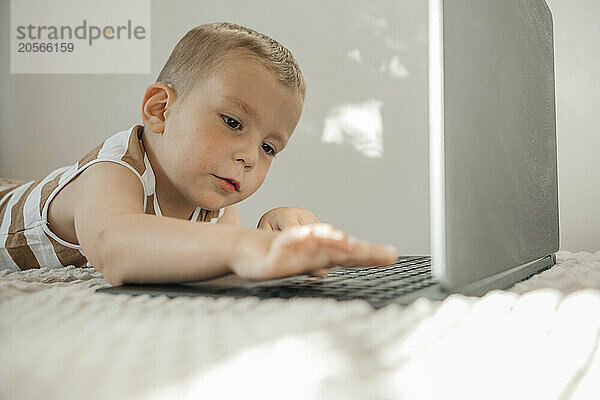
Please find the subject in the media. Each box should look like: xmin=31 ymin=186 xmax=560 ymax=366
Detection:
xmin=0 ymin=22 xmax=397 ymax=285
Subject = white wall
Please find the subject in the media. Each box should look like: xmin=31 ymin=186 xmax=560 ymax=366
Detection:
xmin=0 ymin=0 xmax=598 ymax=252
xmin=545 ymin=0 xmax=600 ymax=251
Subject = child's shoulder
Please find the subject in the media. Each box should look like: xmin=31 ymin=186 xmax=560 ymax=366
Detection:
xmin=45 ymin=125 xmax=148 ymax=246
xmin=77 ymin=125 xmax=147 ymax=183
xmin=48 ymin=160 xmax=145 ymax=244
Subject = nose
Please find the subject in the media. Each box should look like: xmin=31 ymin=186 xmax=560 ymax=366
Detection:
xmin=232 ymin=141 xmax=258 ymax=171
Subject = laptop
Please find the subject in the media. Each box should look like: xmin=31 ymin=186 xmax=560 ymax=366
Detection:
xmin=97 ymin=0 xmax=560 ymax=309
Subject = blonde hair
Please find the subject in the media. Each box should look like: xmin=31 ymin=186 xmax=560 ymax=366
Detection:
xmin=157 ymin=22 xmax=306 ymax=100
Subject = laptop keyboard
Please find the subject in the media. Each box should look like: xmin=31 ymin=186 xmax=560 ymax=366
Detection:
xmin=213 ymin=256 xmax=436 ymax=305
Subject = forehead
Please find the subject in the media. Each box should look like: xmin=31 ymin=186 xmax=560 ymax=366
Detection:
xmin=190 ymin=55 xmax=303 ymax=141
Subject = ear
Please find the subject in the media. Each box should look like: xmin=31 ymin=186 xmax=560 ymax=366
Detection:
xmin=141 ymin=82 xmax=177 ymax=134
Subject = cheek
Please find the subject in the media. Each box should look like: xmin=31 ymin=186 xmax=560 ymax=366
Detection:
xmin=181 ymin=134 xmax=224 ymax=172
xmin=202 ymin=140 xmax=222 ymax=156
xmin=253 ymin=164 xmax=270 ymax=186
xmin=170 ymin=146 xmax=207 ymax=178
xmin=196 ymin=125 xmax=228 ymax=154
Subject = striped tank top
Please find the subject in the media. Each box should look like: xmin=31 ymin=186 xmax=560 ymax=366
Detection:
xmin=0 ymin=124 xmax=223 ymax=272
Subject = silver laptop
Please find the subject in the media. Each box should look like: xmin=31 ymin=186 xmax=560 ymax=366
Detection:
xmin=97 ymin=0 xmax=560 ymax=308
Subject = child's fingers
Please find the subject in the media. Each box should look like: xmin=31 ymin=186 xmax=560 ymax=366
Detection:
xmin=343 ymin=239 xmax=398 ymax=267
xmin=302 ymin=225 xmax=398 ymax=268
xmin=301 ymin=223 xmax=346 ymax=240
xmin=300 ymin=225 xmax=397 ymax=266
xmin=298 ymin=232 xmax=397 ymax=271
xmin=268 ymin=224 xmax=397 ymax=276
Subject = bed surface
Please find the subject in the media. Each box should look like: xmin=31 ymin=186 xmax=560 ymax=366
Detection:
xmin=2 ymin=250 xmax=600 ymax=399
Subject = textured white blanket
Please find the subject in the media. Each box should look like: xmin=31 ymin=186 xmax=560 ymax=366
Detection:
xmin=2 ymin=251 xmax=600 ymax=400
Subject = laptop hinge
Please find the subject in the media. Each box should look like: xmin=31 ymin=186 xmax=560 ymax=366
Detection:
xmin=443 ymin=254 xmax=556 ymax=297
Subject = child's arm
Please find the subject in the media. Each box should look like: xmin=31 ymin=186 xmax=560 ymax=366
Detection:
xmin=72 ymin=162 xmax=253 ymax=285
xmin=73 ymin=162 xmax=397 ymax=286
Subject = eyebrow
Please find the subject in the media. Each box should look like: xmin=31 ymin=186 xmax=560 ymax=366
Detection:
xmin=222 ymin=95 xmax=289 ymax=146
xmin=223 ymin=95 xmax=256 ymax=118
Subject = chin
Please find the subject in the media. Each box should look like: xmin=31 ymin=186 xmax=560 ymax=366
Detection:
xmin=192 ymin=194 xmax=227 ymax=211
xmin=197 ymin=202 xmax=220 ymax=212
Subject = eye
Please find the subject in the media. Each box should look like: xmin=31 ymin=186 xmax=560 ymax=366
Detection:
xmin=222 ymin=115 xmax=242 ymax=130
xmin=262 ymin=143 xmax=277 ymax=156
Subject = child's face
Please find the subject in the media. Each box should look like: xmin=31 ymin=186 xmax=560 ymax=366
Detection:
xmin=157 ymin=54 xmax=303 ymax=211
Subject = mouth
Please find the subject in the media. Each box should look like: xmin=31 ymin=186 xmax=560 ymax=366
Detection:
xmin=212 ymin=174 xmax=240 ymax=192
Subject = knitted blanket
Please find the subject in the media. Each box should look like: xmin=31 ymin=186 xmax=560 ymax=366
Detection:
xmin=2 ymin=250 xmax=600 ymax=400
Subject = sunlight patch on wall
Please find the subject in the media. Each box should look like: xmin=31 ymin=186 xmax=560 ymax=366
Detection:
xmin=380 ymin=56 xmax=410 ymax=79
xmin=346 ymin=48 xmax=363 ymax=63
xmin=322 ymin=99 xmax=384 ymax=158
xmin=346 ymin=49 xmax=410 ymax=80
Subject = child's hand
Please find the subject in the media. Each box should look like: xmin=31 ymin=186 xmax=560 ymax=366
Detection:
xmin=231 ymin=223 xmax=398 ymax=281
xmin=257 ymin=207 xmax=319 ymax=231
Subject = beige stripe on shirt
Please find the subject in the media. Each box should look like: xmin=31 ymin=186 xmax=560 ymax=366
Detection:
xmin=0 ymin=184 xmax=19 ymax=201
xmin=199 ymin=209 xmax=221 ymax=223
xmin=78 ymin=141 xmax=104 ymax=170
xmin=121 ymin=125 xmax=147 ymax=176
xmin=39 ymin=174 xmax=62 ymax=217
xmin=145 ymin=193 xmax=155 ymax=215
xmin=46 ymin=232 xmax=88 ymax=268
xmin=5 ymin=177 xmax=43 ymax=269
